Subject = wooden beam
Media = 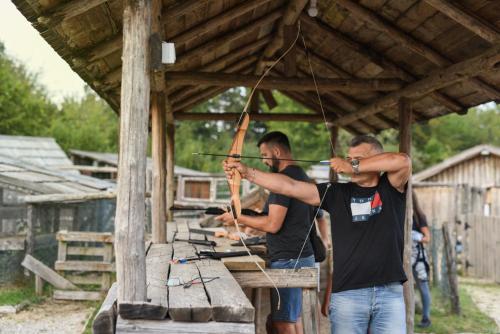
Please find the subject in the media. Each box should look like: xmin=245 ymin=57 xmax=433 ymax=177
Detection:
xmin=300 ymin=13 xmax=465 ymax=114
xmin=232 ymin=268 xmax=317 ymax=288
xmin=166 ymin=35 xmax=271 ymax=98
xmin=170 ymin=56 xmax=259 ymax=104
xmin=169 ymin=0 xmax=273 ymax=46
xmin=335 ymin=0 xmax=500 ymax=100
xmin=38 ymin=0 xmax=107 ymax=27
xmin=261 ymin=90 xmax=278 ymax=110
xmin=174 ymin=112 xmax=336 ymax=122
xmin=151 ymin=92 xmax=166 ymax=243
xmin=21 ymin=255 xmax=79 ymax=290
xmin=72 ymin=35 xmax=122 ymax=68
xmin=92 ymin=282 xmax=117 ymax=334
xmin=255 ymin=0 xmax=308 ymax=74
xmin=337 ymin=43 xmax=500 ymax=126
xmin=165 ymin=105 xmax=175 ymax=222
xmin=294 ymin=55 xmax=400 ymax=127
xmin=162 ymin=0 xmax=209 ymax=20
xmin=94 ymin=9 xmax=280 ymax=91
xmin=176 ymin=9 xmax=282 ymax=69
xmin=150 ymin=0 xmax=165 ymax=92
xmin=249 ymin=91 xmax=260 ymax=114
xmin=167 ymin=72 xmax=403 ymax=91
xmin=115 ymin=0 xmax=151 ymax=307
xmin=283 ymin=24 xmax=298 ymax=77
xmin=398 ymin=98 xmax=414 ymax=334
xmin=280 ymin=91 xmax=363 ymax=135
xmin=424 ymin=0 xmax=500 ymax=43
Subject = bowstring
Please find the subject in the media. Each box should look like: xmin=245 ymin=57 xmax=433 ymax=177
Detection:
xmin=292 ymin=25 xmax=337 ymax=270
xmin=229 ymin=21 xmax=304 ymax=311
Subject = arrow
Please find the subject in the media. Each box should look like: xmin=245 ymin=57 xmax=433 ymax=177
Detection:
xmin=192 ymin=152 xmax=330 ymax=165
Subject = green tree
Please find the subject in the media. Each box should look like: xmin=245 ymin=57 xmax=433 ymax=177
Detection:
xmin=49 ymin=87 xmax=119 ymax=153
xmin=0 ymin=42 xmax=56 ymax=136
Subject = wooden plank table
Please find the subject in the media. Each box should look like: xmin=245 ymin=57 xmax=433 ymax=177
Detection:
xmin=111 ymin=220 xmax=258 ymax=333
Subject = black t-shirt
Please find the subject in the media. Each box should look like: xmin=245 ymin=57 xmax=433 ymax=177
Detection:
xmin=412 ymin=212 xmax=428 ymax=232
xmin=263 ymin=165 xmax=314 ymax=261
xmin=317 ymin=173 xmax=407 ymax=292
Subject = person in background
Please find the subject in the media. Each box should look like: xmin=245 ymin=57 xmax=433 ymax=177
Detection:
xmin=411 ymin=191 xmax=432 ymax=328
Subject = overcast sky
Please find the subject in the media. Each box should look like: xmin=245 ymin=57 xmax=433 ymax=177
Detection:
xmin=0 ymin=1 xmax=86 ymax=104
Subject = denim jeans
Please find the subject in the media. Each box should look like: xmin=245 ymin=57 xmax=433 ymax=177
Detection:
xmin=269 ymin=255 xmax=315 ymax=322
xmin=416 ymin=279 xmax=431 ymax=320
xmin=328 ymin=282 xmax=406 ymax=334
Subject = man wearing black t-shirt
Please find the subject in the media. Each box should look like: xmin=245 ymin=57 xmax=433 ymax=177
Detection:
xmin=217 ymin=131 xmax=316 ymax=334
xmin=223 ymin=135 xmax=411 ymax=334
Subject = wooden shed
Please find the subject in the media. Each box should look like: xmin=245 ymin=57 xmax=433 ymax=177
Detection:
xmin=413 ymin=144 xmax=500 ymax=283
xmin=10 ymin=0 xmax=500 ymax=332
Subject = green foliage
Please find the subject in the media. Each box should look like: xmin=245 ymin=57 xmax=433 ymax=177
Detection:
xmin=0 ymin=42 xmax=57 ymax=136
xmin=49 ymin=88 xmax=119 ymax=153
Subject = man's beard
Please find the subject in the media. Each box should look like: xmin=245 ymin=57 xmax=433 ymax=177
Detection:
xmin=268 ymin=156 xmax=280 ymax=173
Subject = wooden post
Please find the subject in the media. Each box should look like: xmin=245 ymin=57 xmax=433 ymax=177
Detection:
xmin=399 ymin=98 xmax=414 ymax=334
xmin=151 ymin=92 xmax=167 ymax=243
xmin=166 ymin=103 xmax=175 ymax=222
xmin=35 ymin=275 xmax=44 ymax=296
xmin=442 ymin=223 xmax=461 ymax=315
xmin=115 ymin=0 xmax=151 ymax=307
xmin=328 ymin=124 xmax=339 ymax=183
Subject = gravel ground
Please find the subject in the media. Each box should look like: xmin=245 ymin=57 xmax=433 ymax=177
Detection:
xmin=0 ymin=299 xmax=94 ymax=334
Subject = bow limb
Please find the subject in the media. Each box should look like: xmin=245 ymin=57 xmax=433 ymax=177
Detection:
xmin=227 ymin=113 xmax=250 ymax=218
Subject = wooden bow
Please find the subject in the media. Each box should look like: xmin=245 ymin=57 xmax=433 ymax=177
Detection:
xmin=227 ymin=112 xmax=250 ymax=220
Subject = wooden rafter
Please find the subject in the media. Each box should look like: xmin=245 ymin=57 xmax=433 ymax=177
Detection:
xmin=282 ymin=91 xmax=363 ymax=135
xmin=174 ymin=113 xmax=334 ymax=122
xmin=335 ymin=0 xmax=500 ymax=99
xmin=170 ymin=56 xmax=259 ymax=104
xmin=300 ymin=14 xmax=465 ymax=114
xmin=175 ymin=9 xmax=283 ymax=69
xmin=38 ymin=0 xmax=107 ymax=27
xmin=166 ymin=72 xmax=403 ymax=91
xmin=169 ymin=0 xmax=274 ymax=46
xmin=424 ymin=0 xmax=499 ymax=43
xmin=261 ymin=90 xmax=278 ymax=110
xmin=255 ymin=0 xmax=308 ymax=75
xmin=337 ymin=43 xmax=500 ymax=126
xmin=167 ymin=34 xmax=272 ymax=97
xmin=295 ymin=49 xmax=404 ymax=127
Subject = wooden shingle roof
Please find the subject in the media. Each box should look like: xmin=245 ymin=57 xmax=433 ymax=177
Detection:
xmin=11 ymin=0 xmax=500 ymax=134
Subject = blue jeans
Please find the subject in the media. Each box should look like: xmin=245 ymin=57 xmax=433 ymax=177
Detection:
xmin=416 ymin=279 xmax=431 ymax=320
xmin=269 ymin=255 xmax=315 ymax=322
xmin=329 ymin=283 xmax=406 ymax=334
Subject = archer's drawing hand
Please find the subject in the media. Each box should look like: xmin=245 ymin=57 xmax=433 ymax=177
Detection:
xmin=330 ymin=157 xmax=352 ymax=174
xmin=223 ymin=160 xmax=249 ymax=180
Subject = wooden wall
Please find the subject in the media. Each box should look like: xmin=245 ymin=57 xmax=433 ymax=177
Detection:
xmin=425 ymin=154 xmax=500 ymax=187
xmin=467 ymin=214 xmax=500 ymax=283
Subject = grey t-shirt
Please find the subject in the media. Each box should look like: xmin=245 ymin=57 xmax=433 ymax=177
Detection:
xmin=263 ymin=165 xmax=315 ymax=261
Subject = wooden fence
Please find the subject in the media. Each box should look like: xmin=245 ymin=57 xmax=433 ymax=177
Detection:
xmin=466 ymin=214 xmax=500 ymax=283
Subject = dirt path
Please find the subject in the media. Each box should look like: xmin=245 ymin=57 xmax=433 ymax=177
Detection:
xmin=461 ymin=279 xmax=500 ymax=330
xmin=0 ymin=299 xmax=94 ymax=334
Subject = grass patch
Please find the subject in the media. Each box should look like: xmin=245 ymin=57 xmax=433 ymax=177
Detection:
xmin=82 ymin=299 xmax=102 ymax=334
xmin=0 ymin=283 xmax=46 ymax=306
xmin=414 ymin=285 xmax=498 ymax=333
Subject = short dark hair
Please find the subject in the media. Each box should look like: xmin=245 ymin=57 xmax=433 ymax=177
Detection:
xmin=349 ymin=135 xmax=383 ymax=152
xmin=257 ymin=131 xmax=291 ymax=152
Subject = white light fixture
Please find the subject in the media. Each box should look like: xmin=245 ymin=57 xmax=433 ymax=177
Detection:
xmin=308 ymin=0 xmax=318 ymax=17
xmin=162 ymin=42 xmax=176 ymax=64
